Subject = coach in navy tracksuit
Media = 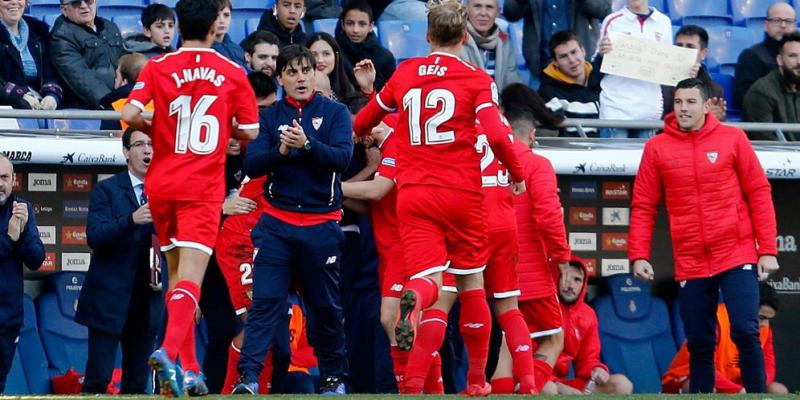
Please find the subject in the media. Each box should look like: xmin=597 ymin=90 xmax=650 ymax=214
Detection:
xmin=235 ymin=45 xmax=353 ymax=395
xmin=0 ymin=155 xmax=44 ymax=393
xmin=75 ymin=128 xmax=163 ymax=394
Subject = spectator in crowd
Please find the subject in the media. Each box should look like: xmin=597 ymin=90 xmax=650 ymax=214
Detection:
xmin=0 ymin=0 xmax=62 ymax=110
xmin=258 ymin=0 xmax=308 ymax=48
xmin=742 ymin=32 xmax=800 ymax=141
xmin=76 ymin=128 xmax=163 ymax=394
xmin=305 ymin=0 xmax=341 ymax=21
xmin=539 ymin=257 xmax=632 ymax=395
xmin=594 ymin=0 xmax=672 ymax=138
xmin=503 ymin=0 xmax=610 ymax=83
xmin=538 ymin=30 xmax=600 ymax=136
xmin=378 ymin=0 xmax=427 ymax=22
xmin=49 ymin=0 xmax=126 ymax=109
xmin=335 ymin=0 xmax=395 ymax=92
xmin=234 ymin=44 xmax=352 ymax=395
xmin=664 ymin=25 xmax=725 ymax=120
xmin=242 ymin=30 xmax=280 ymax=77
xmin=461 ymin=0 xmax=521 ymax=90
xmin=734 ymin=2 xmax=796 ymax=109
xmin=0 ymin=154 xmax=44 ymax=394
xmin=249 ymin=71 xmax=278 ymax=108
xmin=213 ymin=1 xmax=247 ymax=68
xmin=123 ymin=3 xmax=174 ymax=58
xmin=630 ymin=78 xmax=779 ymax=394
xmin=307 ymin=32 xmax=376 ymax=99
xmin=499 ymin=82 xmax=565 ymax=137
xmin=662 ymin=283 xmax=788 ymax=394
xmin=99 ymin=52 xmax=148 ymax=130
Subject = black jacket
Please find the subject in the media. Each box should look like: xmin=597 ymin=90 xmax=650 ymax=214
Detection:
xmin=733 ymin=33 xmax=781 ymax=109
xmin=122 ymin=33 xmax=171 ymax=58
xmin=257 ymin=12 xmax=308 ymax=48
xmin=0 ymin=195 xmax=44 ymax=331
xmin=538 ymin=64 xmax=601 ymax=136
xmin=49 ymin=15 xmax=126 ymax=109
xmin=334 ymin=22 xmax=396 ymax=92
xmin=0 ymin=16 xmax=63 ymax=108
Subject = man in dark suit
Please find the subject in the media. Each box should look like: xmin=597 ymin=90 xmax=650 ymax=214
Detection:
xmin=76 ymin=127 xmax=163 ymax=394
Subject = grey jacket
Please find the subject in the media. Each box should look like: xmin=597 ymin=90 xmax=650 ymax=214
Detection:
xmin=503 ymin=0 xmax=611 ymax=75
xmin=742 ymin=69 xmax=800 ymax=141
xmin=49 ymin=15 xmax=126 ymax=109
xmin=461 ymin=26 xmax=522 ymax=90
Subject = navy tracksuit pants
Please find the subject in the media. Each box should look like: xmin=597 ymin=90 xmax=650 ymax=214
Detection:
xmin=0 ymin=328 xmax=18 ymax=393
xmin=238 ymin=214 xmax=347 ymax=383
xmin=678 ymin=264 xmax=765 ymax=393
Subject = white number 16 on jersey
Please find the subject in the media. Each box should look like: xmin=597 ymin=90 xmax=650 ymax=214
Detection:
xmin=169 ymin=95 xmax=220 ymax=155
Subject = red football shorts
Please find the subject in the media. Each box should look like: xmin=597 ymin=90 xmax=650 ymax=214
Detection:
xmin=215 ymin=227 xmax=255 ymax=315
xmin=483 ymin=229 xmax=521 ymax=299
xmin=441 ymin=271 xmax=457 ymax=293
xmin=149 ymin=199 xmax=222 ymax=256
xmin=519 ymin=294 xmax=563 ymax=338
xmin=378 ymin=241 xmax=407 ymax=298
xmin=396 ymin=186 xmax=488 ymax=279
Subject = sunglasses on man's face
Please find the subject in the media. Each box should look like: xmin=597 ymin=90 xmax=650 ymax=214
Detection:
xmin=61 ymin=0 xmax=94 ymax=8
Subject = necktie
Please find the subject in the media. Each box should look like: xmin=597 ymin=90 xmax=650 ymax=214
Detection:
xmin=137 ymin=184 xmax=147 ymax=205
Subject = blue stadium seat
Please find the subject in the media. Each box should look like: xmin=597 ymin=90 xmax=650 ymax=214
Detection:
xmin=4 ymin=295 xmax=50 ymax=395
xmin=97 ymin=0 xmax=144 ymax=19
xmin=36 ymin=272 xmax=88 ymax=378
xmin=613 ymin=0 xmax=667 ymax=14
xmin=245 ymin=18 xmax=260 ymax=36
xmin=731 ymin=0 xmax=785 ymax=27
xmin=667 ymin=0 xmax=733 ymax=26
xmin=41 ymin=13 xmax=61 ymax=27
xmin=706 ymin=26 xmax=759 ymax=75
xmin=234 ymin=8 xmax=265 ymax=22
xmin=29 ymin=4 xmax=62 ymax=20
xmin=148 ymin=0 xmax=177 ymax=7
xmin=592 ymin=274 xmax=676 ymax=393
xmin=228 ymin=16 xmax=248 ymax=44
xmin=49 ymin=111 xmax=102 ymax=131
xmin=711 ymin=72 xmax=740 ymax=120
xmin=669 ymin=298 xmax=686 ymax=349
xmin=312 ymin=18 xmax=338 ymax=35
xmin=236 ymin=0 xmax=272 ymax=8
xmin=377 ymin=20 xmax=428 ymax=64
xmin=112 ymin=14 xmax=143 ymax=37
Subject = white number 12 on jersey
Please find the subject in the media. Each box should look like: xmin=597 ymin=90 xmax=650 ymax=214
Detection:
xmin=169 ymin=95 xmax=220 ymax=155
xmin=402 ymin=88 xmax=456 ymax=146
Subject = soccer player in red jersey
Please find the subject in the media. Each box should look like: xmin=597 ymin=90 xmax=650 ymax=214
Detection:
xmin=352 ymin=1 xmax=524 ymax=395
xmin=121 ymin=0 xmax=259 ymax=396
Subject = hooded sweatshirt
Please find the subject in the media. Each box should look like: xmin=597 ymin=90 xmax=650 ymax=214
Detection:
xmin=257 ymin=11 xmax=308 ymax=48
xmin=538 ymin=61 xmax=600 ymax=136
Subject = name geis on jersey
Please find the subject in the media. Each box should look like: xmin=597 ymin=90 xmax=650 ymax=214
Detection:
xmin=170 ymin=67 xmax=226 ymax=88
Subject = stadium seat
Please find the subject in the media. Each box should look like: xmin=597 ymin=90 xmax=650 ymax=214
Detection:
xmin=228 ymin=16 xmax=248 ymax=44
xmin=667 ymin=0 xmax=733 ymax=26
xmin=49 ymin=110 xmax=102 ymax=131
xmin=245 ymin=18 xmax=260 ymax=36
xmin=112 ymin=14 xmax=143 ymax=37
xmin=592 ymin=274 xmax=676 ymax=393
xmin=613 ymin=0 xmax=667 ymax=13
xmin=41 ymin=13 xmax=60 ymax=27
xmin=706 ymin=26 xmax=759 ymax=75
xmin=711 ymin=72 xmax=740 ymax=120
xmin=4 ymin=295 xmax=50 ymax=395
xmin=36 ymin=272 xmax=89 ymax=378
xmin=148 ymin=0 xmax=177 ymax=7
xmin=731 ymin=0 xmax=785 ymax=27
xmin=29 ymin=4 xmax=62 ymax=20
xmin=97 ymin=0 xmax=144 ymax=19
xmin=234 ymin=8 xmax=265 ymax=22
xmin=377 ymin=20 xmax=428 ymax=64
xmin=312 ymin=18 xmax=338 ymax=35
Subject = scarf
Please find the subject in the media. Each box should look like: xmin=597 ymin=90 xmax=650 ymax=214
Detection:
xmin=3 ymin=18 xmax=37 ymax=81
xmin=466 ymin=20 xmax=499 ymax=51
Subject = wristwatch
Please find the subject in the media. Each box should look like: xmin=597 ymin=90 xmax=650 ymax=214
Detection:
xmin=302 ymin=139 xmax=312 ymax=151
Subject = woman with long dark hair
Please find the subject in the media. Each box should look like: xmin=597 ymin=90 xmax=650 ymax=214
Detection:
xmin=307 ymin=32 xmax=373 ymax=100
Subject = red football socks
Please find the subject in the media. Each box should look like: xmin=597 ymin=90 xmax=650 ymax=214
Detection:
xmin=490 ymin=377 xmax=515 ymax=394
xmin=403 ymin=277 xmax=439 ymax=310
xmin=390 ymin=345 xmax=408 ymax=385
xmin=222 ymin=342 xmax=240 ymax=394
xmin=401 ymin=308 xmax=448 ymax=394
xmin=423 ymin=351 xmax=444 ymax=394
xmin=179 ymin=321 xmax=200 ymax=374
xmin=497 ymin=309 xmax=535 ymax=386
xmin=458 ymin=289 xmax=491 ymax=387
xmin=533 ymin=357 xmax=554 ymax=393
xmin=162 ymin=280 xmax=201 ymax=362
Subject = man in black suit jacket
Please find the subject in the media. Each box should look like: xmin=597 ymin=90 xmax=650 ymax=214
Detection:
xmin=76 ymin=128 xmax=163 ymax=394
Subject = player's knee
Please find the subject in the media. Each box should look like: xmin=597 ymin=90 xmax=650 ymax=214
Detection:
xmin=541 ymin=381 xmax=558 ymax=395
xmin=454 ymin=272 xmax=483 ymax=291
xmin=768 ymin=381 xmax=789 ymax=394
xmin=608 ymin=374 xmax=633 ymax=395
xmin=492 ymin=297 xmax=518 ymax=315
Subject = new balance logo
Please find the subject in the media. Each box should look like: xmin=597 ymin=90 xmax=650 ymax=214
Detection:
xmin=463 ymin=323 xmax=484 ymax=329
xmin=325 ymin=256 xmax=337 ymax=265
xmin=171 ymin=293 xmax=185 ymax=301
xmin=390 ymin=284 xmax=404 ymax=292
xmin=514 ymin=345 xmax=530 ymax=353
xmin=743 ymin=264 xmax=753 ymax=270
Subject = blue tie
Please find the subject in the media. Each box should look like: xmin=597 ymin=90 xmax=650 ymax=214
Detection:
xmin=137 ymin=184 xmax=147 ymax=205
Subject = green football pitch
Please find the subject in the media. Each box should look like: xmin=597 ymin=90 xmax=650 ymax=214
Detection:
xmin=2 ymin=395 xmax=799 ymax=399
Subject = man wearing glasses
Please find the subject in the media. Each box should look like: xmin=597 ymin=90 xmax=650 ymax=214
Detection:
xmin=76 ymin=128 xmax=164 ymax=394
xmin=734 ymin=1 xmax=796 ymax=109
xmin=49 ymin=0 xmax=126 ymax=109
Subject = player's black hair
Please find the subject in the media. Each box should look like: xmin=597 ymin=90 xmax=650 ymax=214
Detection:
xmin=241 ymin=30 xmax=279 ymax=54
xmin=122 ymin=127 xmax=136 ymax=149
xmin=760 ymin=282 xmax=780 ymax=312
xmin=340 ymin=0 xmax=374 ymax=24
xmin=500 ymin=83 xmax=564 ymax=127
xmin=276 ymin=44 xmax=317 ymax=77
xmin=248 ymin=72 xmax=277 ymax=99
xmin=548 ymin=30 xmax=582 ymax=59
xmin=675 ymin=25 xmax=709 ymax=49
xmin=140 ymin=3 xmax=175 ymax=30
xmin=780 ymin=31 xmax=800 ymax=53
xmin=175 ymin=0 xmax=220 ymax=42
xmin=675 ymin=78 xmax=709 ymax=101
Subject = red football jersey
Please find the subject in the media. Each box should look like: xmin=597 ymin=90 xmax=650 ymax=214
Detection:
xmin=353 ymin=52 xmax=523 ymax=194
xmin=127 ymin=48 xmax=259 ymax=201
xmin=222 ymin=175 xmax=267 ymax=235
xmin=370 ymin=133 xmax=399 ymax=255
xmin=476 ymin=132 xmax=516 ymax=232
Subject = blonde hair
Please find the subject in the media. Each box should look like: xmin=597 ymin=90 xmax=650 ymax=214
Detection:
xmin=427 ymin=0 xmax=467 ymax=47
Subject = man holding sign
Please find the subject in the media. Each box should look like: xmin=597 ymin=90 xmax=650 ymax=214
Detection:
xmin=593 ymin=0 xmax=673 ymax=138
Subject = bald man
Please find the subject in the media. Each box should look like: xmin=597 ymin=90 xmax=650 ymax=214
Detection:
xmin=734 ymin=2 xmax=797 ymax=108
